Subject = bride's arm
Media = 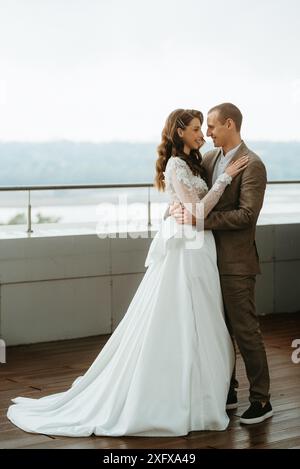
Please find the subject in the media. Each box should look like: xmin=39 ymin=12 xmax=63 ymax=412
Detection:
xmin=170 ymin=166 xmax=232 ymax=220
xmin=169 ymin=156 xmax=249 ymax=224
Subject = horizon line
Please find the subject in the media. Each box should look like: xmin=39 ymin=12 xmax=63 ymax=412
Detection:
xmin=1 ymin=139 xmax=300 ymax=145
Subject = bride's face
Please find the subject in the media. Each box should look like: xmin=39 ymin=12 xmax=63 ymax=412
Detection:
xmin=178 ymin=118 xmax=205 ymax=153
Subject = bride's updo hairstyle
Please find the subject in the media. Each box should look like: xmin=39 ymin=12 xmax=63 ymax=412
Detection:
xmin=154 ymin=109 xmax=205 ymax=192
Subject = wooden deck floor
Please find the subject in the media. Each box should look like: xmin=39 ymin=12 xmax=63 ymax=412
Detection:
xmin=1 ymin=313 xmax=300 ymax=449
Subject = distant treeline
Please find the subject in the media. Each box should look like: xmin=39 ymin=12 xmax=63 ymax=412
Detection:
xmin=0 ymin=140 xmax=299 ymax=185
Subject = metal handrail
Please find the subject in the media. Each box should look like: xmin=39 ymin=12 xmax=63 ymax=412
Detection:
xmin=0 ymin=183 xmax=154 ymax=191
xmin=266 ymin=180 xmax=300 ymax=185
xmin=0 ymin=183 xmax=155 ymax=233
xmin=0 ymin=181 xmax=299 ymax=234
xmin=0 ymin=180 xmax=299 ymax=192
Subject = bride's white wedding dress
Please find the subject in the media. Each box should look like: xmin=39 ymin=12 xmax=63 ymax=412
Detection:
xmin=7 ymin=156 xmax=234 ymax=437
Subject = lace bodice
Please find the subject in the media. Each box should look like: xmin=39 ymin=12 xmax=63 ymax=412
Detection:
xmin=163 ymin=156 xmax=232 ymax=219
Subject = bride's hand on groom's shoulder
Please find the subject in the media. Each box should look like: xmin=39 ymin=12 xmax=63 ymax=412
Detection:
xmin=225 ymin=155 xmax=249 ymax=178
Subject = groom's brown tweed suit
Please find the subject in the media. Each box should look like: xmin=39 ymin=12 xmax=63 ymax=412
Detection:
xmin=202 ymin=141 xmax=270 ymax=403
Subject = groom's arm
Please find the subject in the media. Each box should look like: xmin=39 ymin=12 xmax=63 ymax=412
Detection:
xmin=204 ymin=159 xmax=267 ymax=231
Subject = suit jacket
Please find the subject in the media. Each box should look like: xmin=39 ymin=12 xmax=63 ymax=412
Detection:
xmin=202 ymin=141 xmax=267 ymax=275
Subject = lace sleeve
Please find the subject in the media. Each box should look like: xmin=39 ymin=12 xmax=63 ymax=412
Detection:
xmin=170 ymin=160 xmax=232 ymax=219
xmin=199 ymin=173 xmax=232 ymax=217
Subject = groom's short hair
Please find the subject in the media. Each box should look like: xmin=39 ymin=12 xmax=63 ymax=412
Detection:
xmin=208 ymin=103 xmax=243 ymax=132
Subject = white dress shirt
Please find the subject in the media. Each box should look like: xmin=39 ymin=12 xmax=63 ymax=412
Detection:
xmin=212 ymin=142 xmax=243 ymax=185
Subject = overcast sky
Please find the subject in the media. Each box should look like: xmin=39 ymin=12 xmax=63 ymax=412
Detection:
xmin=0 ymin=0 xmax=299 ymax=142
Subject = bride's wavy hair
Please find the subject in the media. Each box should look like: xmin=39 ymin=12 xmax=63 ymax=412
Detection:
xmin=154 ymin=108 xmax=205 ymax=191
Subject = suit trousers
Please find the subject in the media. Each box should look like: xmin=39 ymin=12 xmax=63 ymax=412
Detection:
xmin=220 ymin=274 xmax=270 ymax=403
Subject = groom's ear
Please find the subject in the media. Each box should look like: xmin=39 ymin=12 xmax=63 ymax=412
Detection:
xmin=226 ymin=118 xmax=235 ymax=130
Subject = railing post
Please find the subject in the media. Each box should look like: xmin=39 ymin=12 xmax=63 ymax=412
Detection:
xmin=27 ymin=190 xmax=33 ymax=234
xmin=147 ymin=186 xmax=151 ymax=228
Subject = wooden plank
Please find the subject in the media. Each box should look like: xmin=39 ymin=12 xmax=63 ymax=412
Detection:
xmin=0 ymin=312 xmax=300 ymax=449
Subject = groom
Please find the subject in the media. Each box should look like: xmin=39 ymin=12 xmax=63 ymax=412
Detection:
xmin=169 ymin=103 xmax=272 ymax=425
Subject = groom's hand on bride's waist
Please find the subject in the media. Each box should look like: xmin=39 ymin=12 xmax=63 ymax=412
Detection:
xmin=169 ymin=203 xmax=196 ymax=225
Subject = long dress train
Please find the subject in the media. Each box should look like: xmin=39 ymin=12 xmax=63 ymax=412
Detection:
xmin=7 ymin=156 xmax=234 ymax=437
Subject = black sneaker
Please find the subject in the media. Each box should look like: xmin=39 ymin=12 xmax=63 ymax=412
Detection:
xmin=240 ymin=401 xmax=273 ymax=424
xmin=226 ymin=392 xmax=238 ymax=410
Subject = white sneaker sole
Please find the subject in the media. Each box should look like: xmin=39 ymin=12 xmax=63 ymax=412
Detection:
xmin=226 ymin=403 xmax=238 ymax=410
xmin=240 ymin=410 xmax=273 ymax=425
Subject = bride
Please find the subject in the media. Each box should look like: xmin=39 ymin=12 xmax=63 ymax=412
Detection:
xmin=7 ymin=108 xmax=248 ymax=437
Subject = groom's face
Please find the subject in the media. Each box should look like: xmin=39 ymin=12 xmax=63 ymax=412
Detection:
xmin=206 ymin=111 xmax=229 ymax=148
